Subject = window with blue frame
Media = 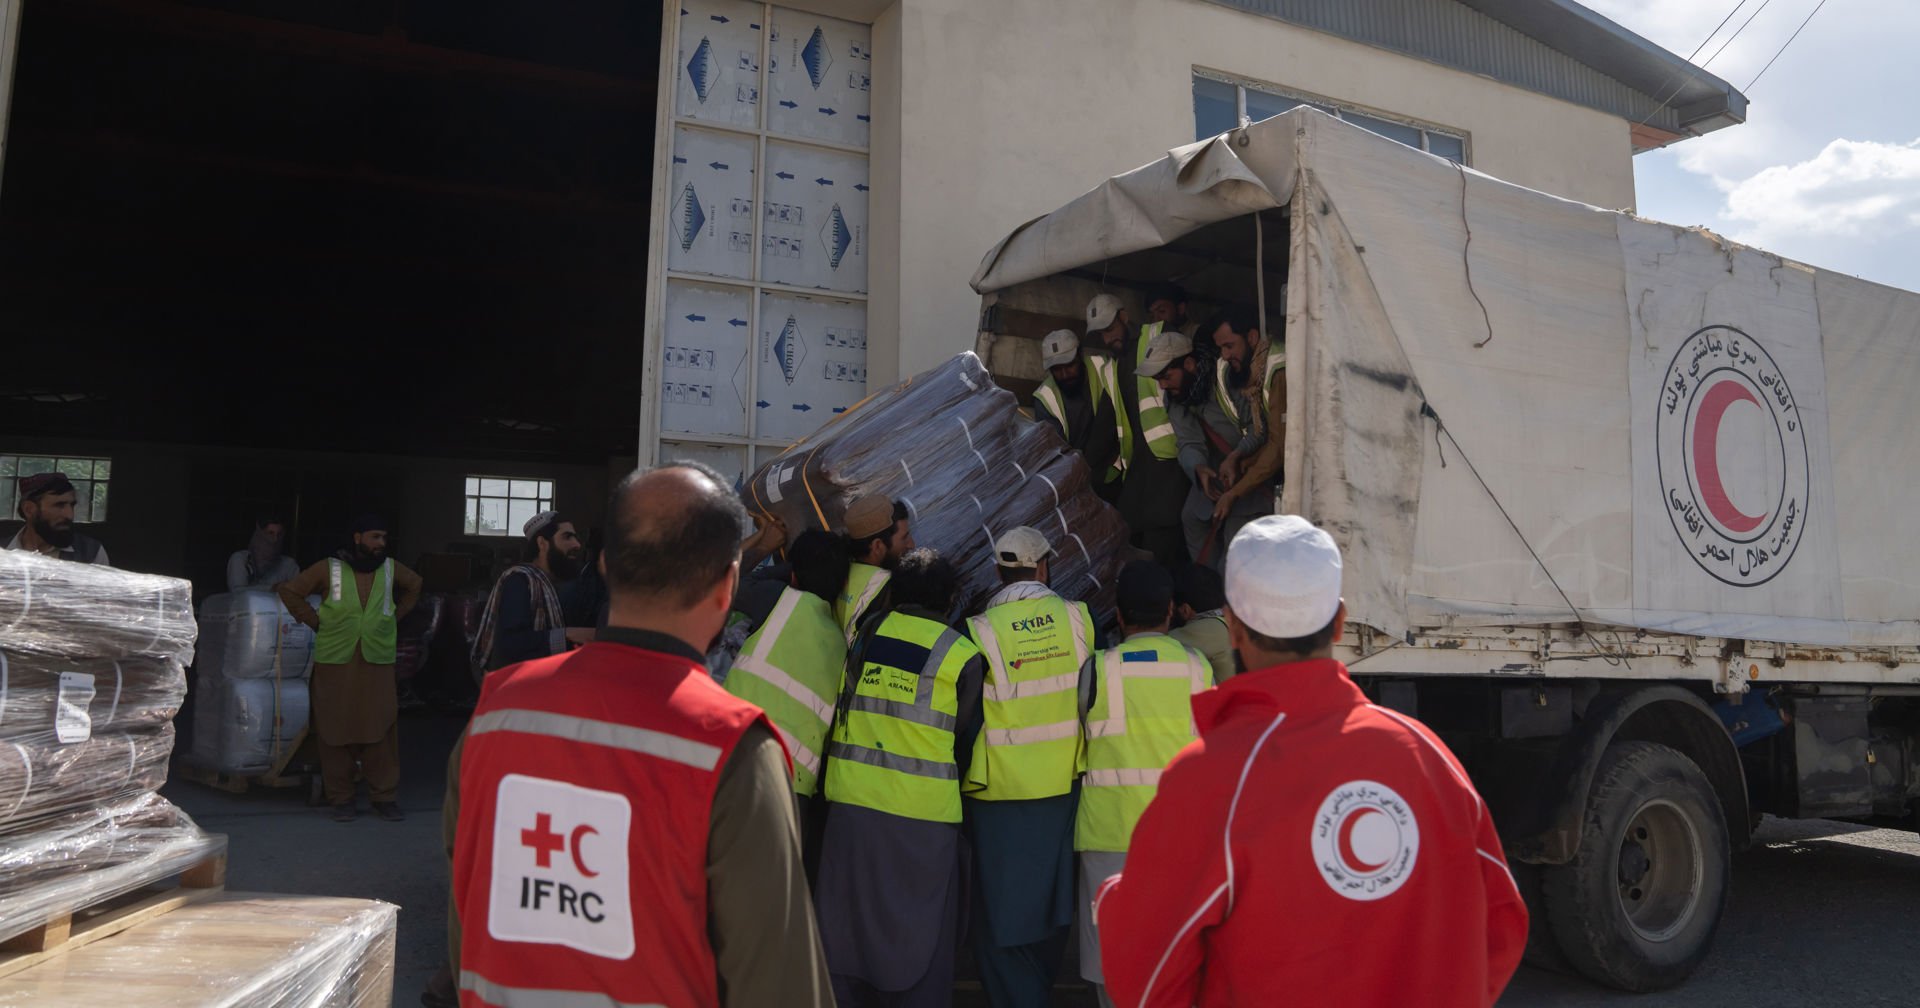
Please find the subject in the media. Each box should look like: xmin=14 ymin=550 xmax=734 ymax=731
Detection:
xmin=1192 ymin=71 xmax=1467 ymax=164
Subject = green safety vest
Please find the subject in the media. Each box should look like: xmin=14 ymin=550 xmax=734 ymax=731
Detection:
xmin=1075 ymin=633 xmax=1213 ymax=852
xmin=1033 ymin=375 xmax=1068 ymax=439
xmin=1215 ymin=357 xmax=1245 ymax=430
xmin=314 ymin=558 xmax=397 ymax=665
xmin=963 ymin=592 xmax=1093 ymax=801
xmin=826 ymin=610 xmax=979 ymax=823
xmin=1123 ymin=322 xmax=1179 ymax=463
xmin=835 ymin=562 xmax=892 ymax=644
xmin=728 ymin=586 xmax=847 ymax=796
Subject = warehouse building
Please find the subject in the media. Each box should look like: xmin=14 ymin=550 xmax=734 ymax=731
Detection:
xmin=0 ymin=0 xmax=1741 ymax=589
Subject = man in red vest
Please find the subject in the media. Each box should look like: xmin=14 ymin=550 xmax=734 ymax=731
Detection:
xmin=1095 ymin=515 xmax=1527 ymax=1007
xmin=452 ymin=463 xmax=833 ymax=1007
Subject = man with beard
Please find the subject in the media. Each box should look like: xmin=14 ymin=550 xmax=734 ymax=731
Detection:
xmin=1207 ymin=307 xmax=1287 ymax=524
xmin=1031 ymin=329 xmax=1123 ymax=502
xmin=471 ymin=511 xmax=594 ymax=674
xmin=277 ymin=513 xmax=423 ymax=822
xmin=1144 ymin=282 xmax=1197 ymax=340
xmin=6 ymin=472 xmax=109 ymax=564
xmin=1139 ymin=327 xmax=1269 ymax=568
xmin=1086 ymin=293 xmax=1191 ymax=567
xmin=226 ymin=515 xmax=298 ymax=592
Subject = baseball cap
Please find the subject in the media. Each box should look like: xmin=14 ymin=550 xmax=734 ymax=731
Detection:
xmin=1041 ymin=329 xmax=1079 ymax=368
xmin=993 ymin=526 xmax=1052 ymax=567
xmin=843 ymin=495 xmax=897 ymax=540
xmin=1137 ymin=329 xmax=1194 ymax=378
xmin=1224 ymin=515 xmax=1343 ymax=638
xmin=1085 ymin=294 xmax=1123 ymax=335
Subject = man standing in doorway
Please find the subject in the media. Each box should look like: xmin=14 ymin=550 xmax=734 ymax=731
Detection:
xmin=277 ymin=514 xmax=423 ymax=823
xmin=1139 ymin=326 xmax=1267 ymax=568
xmin=836 ymin=495 xmax=914 ymax=642
xmin=1207 ymin=307 xmax=1287 ymax=522
xmin=471 ymin=511 xmax=594 ymax=674
xmin=7 ymin=472 xmax=109 ymax=564
xmin=1087 ymin=294 xmax=1190 ymax=568
xmin=227 ymin=515 xmax=298 ymax=592
xmin=1032 ymin=329 xmax=1124 ymax=503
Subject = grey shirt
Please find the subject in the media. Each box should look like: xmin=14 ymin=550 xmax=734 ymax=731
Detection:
xmin=227 ymin=550 xmax=300 ymax=592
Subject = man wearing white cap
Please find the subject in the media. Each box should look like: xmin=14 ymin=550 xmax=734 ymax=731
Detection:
xmin=471 ymin=511 xmax=594 ymax=674
xmin=1031 ymin=329 xmax=1122 ymax=500
xmin=1086 ymin=293 xmax=1191 ymax=567
xmin=963 ymin=525 xmax=1097 ymax=1008
xmin=1094 ymin=516 xmax=1527 ymax=1008
xmin=1138 ymin=326 xmax=1266 ymax=568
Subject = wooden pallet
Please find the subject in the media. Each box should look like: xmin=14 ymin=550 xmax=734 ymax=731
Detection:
xmin=0 ymin=846 xmax=227 ymax=980
xmin=176 ymin=726 xmax=317 ymax=796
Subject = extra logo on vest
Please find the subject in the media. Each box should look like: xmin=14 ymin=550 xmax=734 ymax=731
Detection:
xmin=1009 ymin=613 xmax=1055 ymax=633
xmin=489 ymin=774 xmax=634 ymax=959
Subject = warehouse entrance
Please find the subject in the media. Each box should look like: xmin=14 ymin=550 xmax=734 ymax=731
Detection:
xmin=0 ymin=0 xmax=662 ymax=593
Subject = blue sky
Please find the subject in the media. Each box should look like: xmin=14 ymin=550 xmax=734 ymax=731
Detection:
xmin=1585 ymin=0 xmax=1920 ymax=292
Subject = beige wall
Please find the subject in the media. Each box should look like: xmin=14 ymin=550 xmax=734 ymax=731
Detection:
xmin=871 ymin=0 xmax=1637 ymax=381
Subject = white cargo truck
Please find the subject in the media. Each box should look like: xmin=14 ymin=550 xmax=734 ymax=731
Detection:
xmin=970 ymin=108 xmax=1920 ymax=992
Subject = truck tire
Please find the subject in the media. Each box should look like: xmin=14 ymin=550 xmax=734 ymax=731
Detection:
xmin=1541 ymin=741 xmax=1729 ymax=992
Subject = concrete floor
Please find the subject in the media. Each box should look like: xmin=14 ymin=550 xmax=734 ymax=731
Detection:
xmin=163 ymin=713 xmax=1920 ymax=1007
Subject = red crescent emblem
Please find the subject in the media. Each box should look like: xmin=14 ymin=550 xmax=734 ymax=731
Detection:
xmin=1691 ymin=380 xmax=1767 ymax=534
xmin=569 ymin=824 xmax=600 ymax=878
xmin=1338 ymin=808 xmax=1390 ymax=873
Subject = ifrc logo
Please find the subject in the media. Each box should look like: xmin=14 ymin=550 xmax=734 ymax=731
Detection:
xmin=1310 ymin=780 xmax=1419 ymax=901
xmin=488 ymin=774 xmax=633 ymax=959
xmin=1656 ymin=325 xmax=1810 ymax=587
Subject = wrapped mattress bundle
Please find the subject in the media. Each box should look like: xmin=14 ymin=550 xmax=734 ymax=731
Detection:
xmin=196 ymin=592 xmax=316 ymax=681
xmin=0 ymin=550 xmax=196 ymax=662
xmin=0 ymin=724 xmax=174 ymax=835
xmin=190 ymin=673 xmax=309 ymax=774
xmin=742 ymin=352 xmax=1132 ymax=618
xmin=0 ymin=651 xmax=186 ymax=744
xmin=0 ymin=792 xmax=223 ymax=946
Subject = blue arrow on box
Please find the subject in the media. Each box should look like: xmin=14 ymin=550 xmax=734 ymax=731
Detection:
xmin=854 ymin=183 xmax=868 ymax=191
xmin=756 ymin=400 xmax=771 ymax=409
xmin=815 ymin=177 xmax=833 ymax=186
xmin=792 ymin=403 xmax=812 ymax=412
xmin=728 ymin=318 xmax=747 ymax=327
xmin=779 ymin=100 xmax=798 ymax=108
xmin=710 ymin=14 xmax=729 ymax=23
xmin=776 ymin=171 xmax=795 ymax=180
xmin=685 ymin=314 xmax=706 ymax=322
xmin=708 ymin=161 xmax=729 ymax=170
xmin=818 ymin=107 xmax=837 ymax=116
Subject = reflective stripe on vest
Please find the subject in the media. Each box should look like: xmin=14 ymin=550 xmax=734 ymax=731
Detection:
xmin=827 ymin=611 xmax=976 ymax=822
xmin=727 ymin=587 xmax=845 ymax=796
xmin=461 ymin=969 xmax=669 ymax=1008
xmin=468 ymin=707 xmax=722 ymax=771
xmin=964 ymin=595 xmax=1093 ymax=801
xmin=1075 ymin=635 xmax=1211 ymax=852
xmin=1033 ymin=378 xmax=1069 ymax=440
xmin=1132 ymin=322 xmax=1180 ymax=461
xmin=835 ymin=563 xmax=891 ymax=644
xmin=314 ymin=558 xmax=397 ymax=665
xmin=1214 ymin=357 xmax=1243 ymax=429
xmin=1086 ymin=354 xmax=1130 ymax=480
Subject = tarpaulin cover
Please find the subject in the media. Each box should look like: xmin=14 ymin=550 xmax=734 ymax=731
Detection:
xmin=973 ymin=108 xmax=1919 ymax=647
xmin=739 ymin=352 xmax=1131 ymax=619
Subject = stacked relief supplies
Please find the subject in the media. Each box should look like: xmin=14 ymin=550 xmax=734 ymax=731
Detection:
xmin=0 ymin=549 xmax=223 ymax=943
xmin=190 ymin=590 xmax=314 ymax=774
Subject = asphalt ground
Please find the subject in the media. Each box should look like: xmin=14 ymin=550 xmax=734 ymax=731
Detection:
xmin=161 ymin=711 xmax=1920 ymax=1007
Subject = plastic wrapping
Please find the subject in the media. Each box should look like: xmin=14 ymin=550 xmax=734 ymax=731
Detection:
xmin=743 ymin=352 xmax=1132 ymax=617
xmin=196 ymin=592 xmax=316 ymax=681
xmin=0 ymin=726 xmax=173 ymax=834
xmin=0 ymin=551 xmax=196 ymax=662
xmin=0 ymin=793 xmax=223 ymax=945
xmin=190 ymin=675 xmax=309 ymax=774
xmin=0 ymin=652 xmax=185 ymax=741
xmin=0 ymin=891 xmax=397 ymax=1007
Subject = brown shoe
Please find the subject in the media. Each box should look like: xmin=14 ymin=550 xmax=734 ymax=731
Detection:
xmin=331 ymin=803 xmax=358 ymax=822
xmin=372 ymin=801 xmax=406 ymax=822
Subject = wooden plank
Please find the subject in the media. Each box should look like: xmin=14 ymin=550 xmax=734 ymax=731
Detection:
xmin=0 ymin=845 xmax=228 ymax=979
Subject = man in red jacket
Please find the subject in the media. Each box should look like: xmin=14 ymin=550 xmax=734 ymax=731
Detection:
xmin=1095 ymin=515 xmax=1527 ymax=1007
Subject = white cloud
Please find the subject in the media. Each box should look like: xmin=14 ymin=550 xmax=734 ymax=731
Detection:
xmin=1718 ymin=138 xmax=1920 ymax=242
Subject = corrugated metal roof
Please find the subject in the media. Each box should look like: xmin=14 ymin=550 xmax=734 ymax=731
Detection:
xmin=1202 ymin=0 xmax=1745 ymax=138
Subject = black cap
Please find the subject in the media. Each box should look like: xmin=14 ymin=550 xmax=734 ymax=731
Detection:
xmin=1145 ymin=282 xmax=1189 ymax=308
xmin=1172 ymin=563 xmax=1226 ymax=612
xmin=1116 ymin=560 xmax=1174 ymax=618
xmin=351 ymin=513 xmax=388 ymax=534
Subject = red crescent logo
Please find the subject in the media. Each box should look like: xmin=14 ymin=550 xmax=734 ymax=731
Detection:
xmin=1691 ymin=379 xmax=1767 ymax=534
xmin=569 ymin=824 xmax=600 ymax=878
xmin=1338 ymin=808 xmax=1390 ymax=873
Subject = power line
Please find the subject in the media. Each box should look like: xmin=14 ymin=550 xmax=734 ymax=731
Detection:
xmin=1637 ymin=0 xmax=1769 ymax=128
xmin=1747 ymin=0 xmax=1836 ymax=91
xmin=1688 ymin=0 xmax=1754 ymax=61
xmin=1701 ymin=0 xmax=1778 ymax=70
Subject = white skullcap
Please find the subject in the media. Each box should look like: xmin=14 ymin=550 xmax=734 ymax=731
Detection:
xmin=1225 ymin=515 xmax=1343 ymax=638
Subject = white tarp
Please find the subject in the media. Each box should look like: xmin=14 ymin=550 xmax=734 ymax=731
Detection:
xmin=973 ymin=109 xmax=1920 ymax=647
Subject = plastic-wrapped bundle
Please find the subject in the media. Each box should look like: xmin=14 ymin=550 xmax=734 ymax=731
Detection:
xmin=0 ymin=551 xmax=195 ymax=663
xmin=0 ymin=892 xmax=396 ymax=1007
xmin=0 ymin=725 xmax=173 ymax=835
xmin=196 ymin=592 xmax=316 ymax=681
xmin=0 ymin=652 xmax=186 ymax=742
xmin=0 ymin=793 xmax=220 ymax=940
xmin=741 ymin=352 xmax=1132 ymax=618
xmin=189 ymin=675 xmax=309 ymax=774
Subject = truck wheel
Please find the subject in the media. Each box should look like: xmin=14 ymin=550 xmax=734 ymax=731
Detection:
xmin=1542 ymin=741 xmax=1729 ymax=992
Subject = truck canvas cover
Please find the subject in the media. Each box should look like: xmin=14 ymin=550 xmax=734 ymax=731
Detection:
xmin=974 ymin=108 xmax=1918 ymax=648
